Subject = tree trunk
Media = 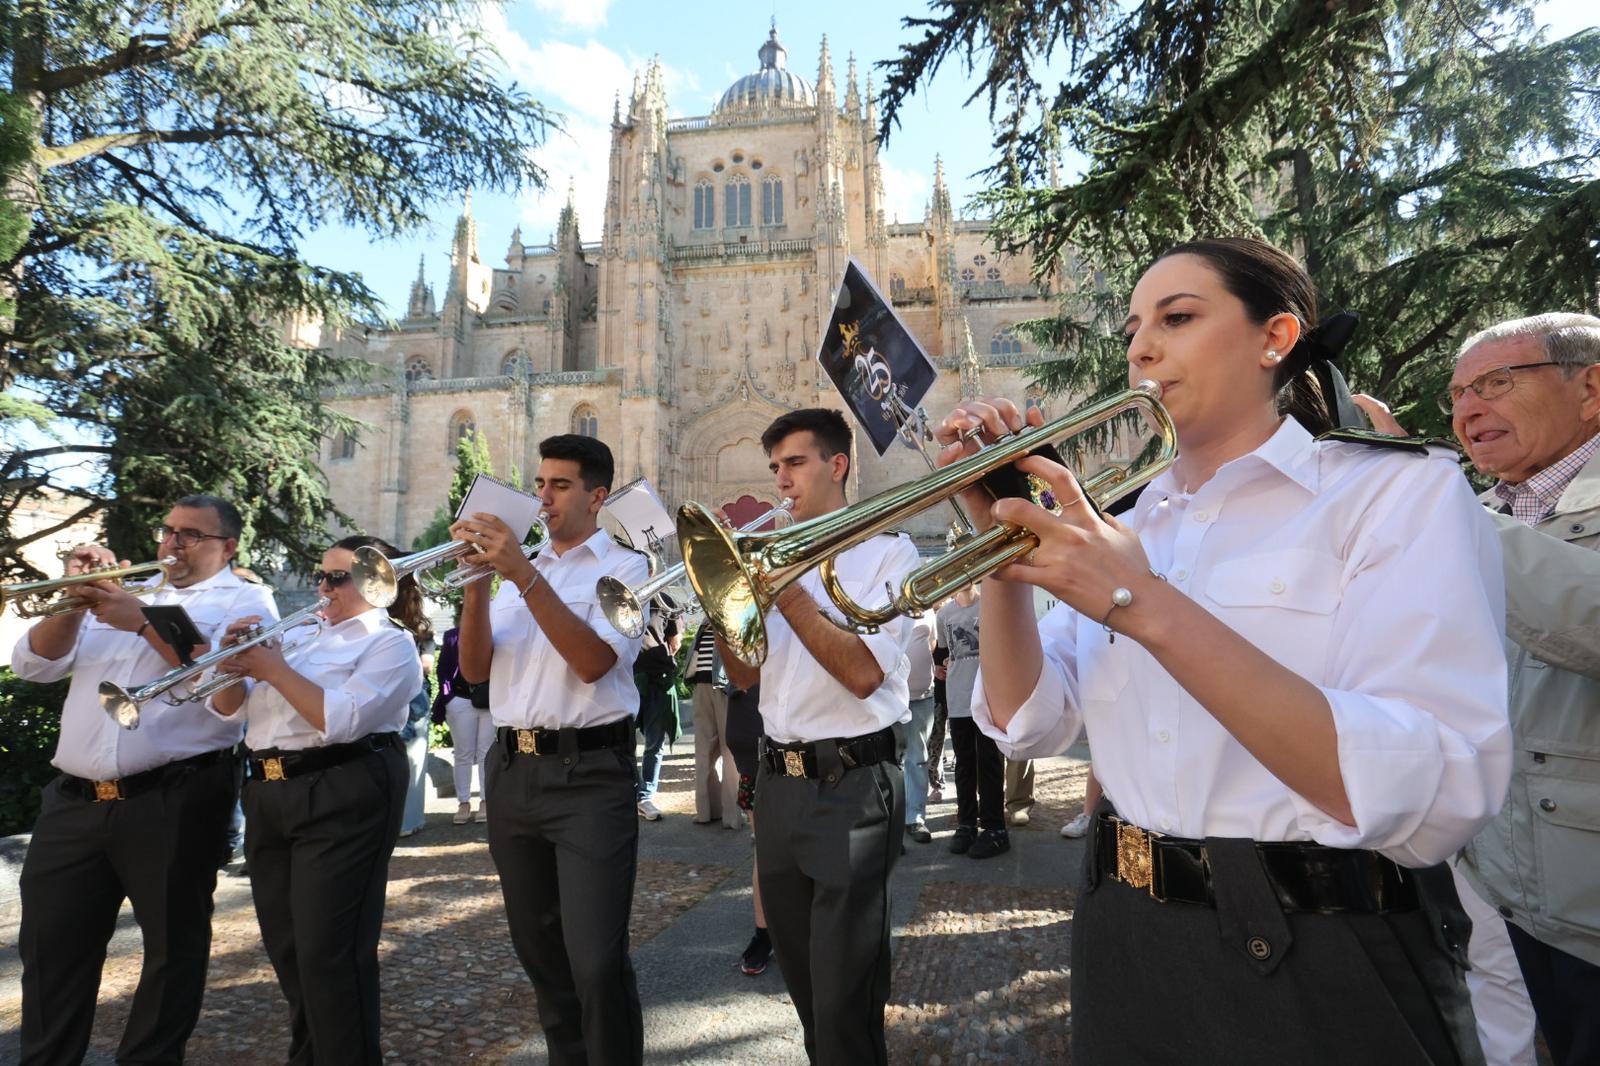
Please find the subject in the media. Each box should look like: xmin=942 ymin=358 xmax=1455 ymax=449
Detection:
xmin=1292 ymin=146 xmax=1321 ymax=278
xmin=1 ymin=1 xmax=48 ymax=390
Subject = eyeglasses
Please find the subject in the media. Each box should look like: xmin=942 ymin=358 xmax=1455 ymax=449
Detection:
xmin=151 ymin=525 xmax=228 ymax=548
xmin=1437 ymin=362 xmax=1562 ymax=414
xmin=312 ymin=570 xmax=353 ymax=588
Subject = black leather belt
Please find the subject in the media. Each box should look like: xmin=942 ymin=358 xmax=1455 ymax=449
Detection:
xmin=760 ymin=728 xmax=896 ymax=779
xmin=248 ymin=732 xmax=399 ymax=783
xmin=496 ymin=718 xmax=633 ymax=757
xmin=1095 ymin=812 xmax=1420 ymax=914
xmin=61 ymin=747 xmax=235 ymax=803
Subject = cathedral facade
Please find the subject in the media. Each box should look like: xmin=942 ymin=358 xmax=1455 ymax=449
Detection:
xmin=314 ymin=27 xmax=1064 ymax=548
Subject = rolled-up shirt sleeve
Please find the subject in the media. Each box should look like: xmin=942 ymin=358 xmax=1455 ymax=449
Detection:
xmin=318 ymin=629 xmax=423 ymax=744
xmin=972 ymin=602 xmax=1086 ymax=760
xmin=1291 ymin=461 xmax=1511 ymax=867
xmin=855 ymin=537 xmax=923 ymax=679
xmin=11 ymin=624 xmax=77 ymax=681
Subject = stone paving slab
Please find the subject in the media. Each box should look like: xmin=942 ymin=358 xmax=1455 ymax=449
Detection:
xmin=0 ymin=738 xmax=1093 ymax=1065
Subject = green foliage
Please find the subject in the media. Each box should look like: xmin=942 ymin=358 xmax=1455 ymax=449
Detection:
xmin=880 ymin=0 xmax=1600 ymax=437
xmin=1 ymin=1 xmax=554 ymax=583
xmin=413 ymin=428 xmax=501 ymax=611
xmin=0 ymin=668 xmax=67 ymax=836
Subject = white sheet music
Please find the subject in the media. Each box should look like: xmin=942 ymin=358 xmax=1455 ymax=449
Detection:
xmin=602 ymin=478 xmax=675 ymax=551
xmin=454 ymin=474 xmax=543 ymax=543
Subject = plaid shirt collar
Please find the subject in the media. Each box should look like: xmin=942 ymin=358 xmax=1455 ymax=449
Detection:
xmin=1495 ymin=431 xmax=1600 ymax=525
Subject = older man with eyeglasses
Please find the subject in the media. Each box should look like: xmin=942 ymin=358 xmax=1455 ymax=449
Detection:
xmin=10 ymin=494 xmax=277 ymax=1066
xmin=1369 ymin=314 xmax=1600 ymax=1066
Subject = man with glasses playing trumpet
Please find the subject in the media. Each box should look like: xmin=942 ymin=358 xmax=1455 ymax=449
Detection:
xmin=451 ymin=433 xmax=650 ymax=1066
xmin=8 ymin=494 xmax=277 ymax=1066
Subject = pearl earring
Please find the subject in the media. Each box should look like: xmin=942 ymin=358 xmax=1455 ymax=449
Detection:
xmin=1267 ymin=350 xmax=1281 ymax=363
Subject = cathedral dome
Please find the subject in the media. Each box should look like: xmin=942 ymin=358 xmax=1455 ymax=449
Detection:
xmin=716 ymin=26 xmax=816 ymax=114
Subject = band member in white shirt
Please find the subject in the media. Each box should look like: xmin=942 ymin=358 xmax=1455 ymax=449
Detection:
xmin=940 ymin=237 xmax=1511 ymax=1065
xmin=719 ymin=409 xmax=921 ymax=1066
xmin=451 ymin=434 xmax=649 ymax=1066
xmin=209 ymin=535 xmax=422 ymax=1065
xmin=11 ymin=495 xmax=277 ymax=1066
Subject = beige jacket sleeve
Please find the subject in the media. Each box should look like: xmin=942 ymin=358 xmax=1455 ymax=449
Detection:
xmin=1494 ymin=511 xmax=1600 ymax=680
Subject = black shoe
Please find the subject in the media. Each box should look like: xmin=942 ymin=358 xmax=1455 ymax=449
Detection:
xmin=948 ymin=825 xmax=977 ymax=854
xmin=906 ymin=820 xmax=932 ymax=844
xmin=968 ymin=828 xmax=1011 ymax=859
xmin=740 ymin=929 xmax=773 ymax=976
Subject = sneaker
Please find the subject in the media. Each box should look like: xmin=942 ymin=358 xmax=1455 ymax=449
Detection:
xmin=637 ymin=798 xmax=663 ymax=821
xmin=474 ymin=803 xmax=488 ymax=824
xmin=1060 ymin=812 xmax=1092 ymax=839
xmin=740 ymin=929 xmax=773 ymax=976
xmin=452 ymin=802 xmax=472 ymax=825
xmin=1010 ymin=809 xmax=1031 ymax=827
xmin=948 ymin=825 xmax=977 ymax=855
xmin=906 ymin=820 xmax=932 ymax=844
xmin=968 ymin=828 xmax=1011 ymax=860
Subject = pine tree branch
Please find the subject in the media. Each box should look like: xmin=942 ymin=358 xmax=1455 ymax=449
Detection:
xmin=39 ymin=125 xmax=257 ymax=169
xmin=36 ymin=5 xmax=287 ymax=94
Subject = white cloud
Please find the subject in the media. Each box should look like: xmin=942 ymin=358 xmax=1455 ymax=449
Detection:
xmin=878 ymin=156 xmax=930 ymax=226
xmin=528 ymin=0 xmax=610 ymax=33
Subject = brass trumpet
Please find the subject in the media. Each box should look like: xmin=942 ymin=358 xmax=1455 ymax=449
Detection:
xmin=416 ymin=517 xmax=550 ymax=596
xmin=1 ymin=554 xmax=179 ymax=618
xmin=596 ymin=500 xmax=792 ymax=639
xmin=99 ymin=598 xmax=330 ymax=729
xmin=678 ymin=381 xmax=1176 ymax=666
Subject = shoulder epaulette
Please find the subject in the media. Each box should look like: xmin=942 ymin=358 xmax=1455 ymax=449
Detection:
xmin=1315 ymin=428 xmax=1461 ymax=455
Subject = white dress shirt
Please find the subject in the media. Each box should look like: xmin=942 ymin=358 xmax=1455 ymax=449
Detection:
xmin=488 ymin=528 xmax=649 ymax=729
xmin=207 ymin=607 xmax=421 ymax=751
xmin=11 ymin=567 xmax=280 ymax=780
xmin=973 ymin=417 xmax=1512 ymax=868
xmin=758 ymin=532 xmax=922 ymax=743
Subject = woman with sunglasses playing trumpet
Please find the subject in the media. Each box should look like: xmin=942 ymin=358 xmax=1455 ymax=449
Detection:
xmin=207 ymin=535 xmax=424 ymax=1065
xmin=941 ymin=237 xmax=1509 ymax=1065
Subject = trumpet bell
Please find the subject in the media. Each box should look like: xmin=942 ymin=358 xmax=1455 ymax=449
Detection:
xmin=98 ymin=683 xmax=142 ymax=730
xmin=677 ymin=503 xmax=771 ymax=667
xmin=596 ymin=576 xmax=646 ymax=640
xmin=351 ymin=547 xmax=400 ymax=607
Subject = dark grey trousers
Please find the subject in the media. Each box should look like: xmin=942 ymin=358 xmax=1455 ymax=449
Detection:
xmin=18 ymin=753 xmax=238 ymax=1066
xmin=1072 ymin=813 xmax=1486 ymax=1065
xmin=242 ymin=743 xmax=405 ymax=1066
xmin=486 ymin=734 xmax=643 ymax=1066
xmin=755 ymin=753 xmax=904 ymax=1066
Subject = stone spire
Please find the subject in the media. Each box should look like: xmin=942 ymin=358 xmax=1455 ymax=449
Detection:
xmin=930 ymin=155 xmax=953 ymax=225
xmin=865 ymin=72 xmax=878 ymax=132
xmin=451 ymin=189 xmax=480 ymax=267
xmin=845 ymin=52 xmax=861 ymax=117
xmin=816 ymin=35 xmax=834 ymax=104
xmin=406 ymin=254 xmax=435 ymax=319
xmin=558 ymin=178 xmax=579 ymax=243
xmin=960 ymin=317 xmax=983 ymax=399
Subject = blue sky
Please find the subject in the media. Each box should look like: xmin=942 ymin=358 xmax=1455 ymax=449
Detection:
xmin=295 ymin=0 xmax=1596 ymax=318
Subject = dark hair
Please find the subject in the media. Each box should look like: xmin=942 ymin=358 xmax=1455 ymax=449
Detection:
xmin=330 ymin=535 xmax=431 ymax=641
xmin=539 ymin=434 xmax=615 ymax=491
xmin=172 ymin=494 xmax=243 ymax=541
xmin=761 ymin=408 xmax=853 ymax=480
xmin=1155 ymin=237 xmax=1333 ymax=435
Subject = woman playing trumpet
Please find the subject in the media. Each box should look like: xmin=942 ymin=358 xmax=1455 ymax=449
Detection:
xmin=940 ymin=238 xmax=1508 ymax=1064
xmin=207 ymin=535 xmax=424 ymax=1065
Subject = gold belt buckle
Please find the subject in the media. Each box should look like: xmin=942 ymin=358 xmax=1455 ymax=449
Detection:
xmin=260 ymin=757 xmax=286 ymax=782
xmin=782 ymin=749 xmax=806 ymax=778
xmin=1115 ymin=819 xmax=1155 ymax=895
xmin=93 ymin=779 xmax=123 ymax=802
xmin=516 ymin=729 xmax=540 ymax=755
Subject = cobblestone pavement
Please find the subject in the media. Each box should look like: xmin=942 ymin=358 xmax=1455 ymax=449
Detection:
xmin=0 ymin=741 xmax=1093 ymax=1065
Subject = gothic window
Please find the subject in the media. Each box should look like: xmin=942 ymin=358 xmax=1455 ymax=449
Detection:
xmin=959 ymin=268 xmax=976 ymax=286
xmin=889 ymin=273 xmax=906 ymax=296
xmin=330 ymin=431 xmax=356 ymax=461
xmin=724 ymin=173 xmax=751 ymax=228
xmin=986 ymin=267 xmax=1002 ymax=282
xmin=571 ymin=403 xmax=599 ymax=438
xmin=973 ymin=254 xmax=988 ymax=266
xmin=501 ymin=350 xmax=531 ymax=376
xmin=448 ymin=410 xmax=476 ymax=455
xmin=693 ymin=180 xmax=715 ymax=230
xmin=405 ymin=357 xmax=433 ymax=382
xmin=761 ymin=177 xmax=784 ymax=226
xmin=991 ymin=327 xmax=1023 ymax=355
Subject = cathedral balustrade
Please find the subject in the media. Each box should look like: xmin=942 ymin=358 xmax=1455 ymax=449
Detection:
xmin=667 ymin=236 xmax=814 ymax=264
xmin=958 ymin=281 xmax=1050 ymax=302
xmin=322 ymin=366 xmax=619 ymax=399
xmin=932 ymin=351 xmax=1046 ymax=370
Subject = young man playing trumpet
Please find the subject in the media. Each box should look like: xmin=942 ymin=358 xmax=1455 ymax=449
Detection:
xmin=718 ymin=409 xmax=921 ymax=1066
xmin=9 ymin=495 xmax=277 ymax=1066
xmin=451 ymin=434 xmax=649 ymax=1066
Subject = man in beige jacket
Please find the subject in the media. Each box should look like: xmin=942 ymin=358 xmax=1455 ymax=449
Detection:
xmin=1366 ymin=312 xmax=1600 ymax=1066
